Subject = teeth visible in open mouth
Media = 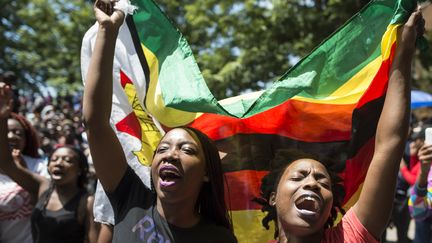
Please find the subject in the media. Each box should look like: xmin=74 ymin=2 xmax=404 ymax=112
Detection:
xmin=296 ymin=196 xmax=320 ymax=213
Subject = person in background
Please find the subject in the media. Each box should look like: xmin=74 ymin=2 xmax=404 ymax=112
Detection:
xmin=409 ymin=142 xmax=432 ymax=243
xmin=0 ymin=111 xmax=48 ymax=243
xmin=0 ymin=71 xmax=20 ymax=113
xmin=400 ymin=125 xmax=432 ymax=185
xmin=0 ymin=83 xmax=99 ymax=243
xmin=381 ymin=125 xmax=432 ymax=243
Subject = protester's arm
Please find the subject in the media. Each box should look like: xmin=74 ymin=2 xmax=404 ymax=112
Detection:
xmin=0 ymin=84 xmax=47 ymax=198
xmin=82 ymin=0 xmax=127 ymax=192
xmin=408 ymin=144 xmax=432 ymax=220
xmin=353 ymin=10 xmax=424 ymax=239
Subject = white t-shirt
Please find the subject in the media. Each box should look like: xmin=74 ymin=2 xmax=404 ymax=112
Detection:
xmin=0 ymin=155 xmax=47 ymax=243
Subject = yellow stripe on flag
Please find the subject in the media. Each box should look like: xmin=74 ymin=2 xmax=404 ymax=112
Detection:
xmin=141 ymin=44 xmax=202 ymax=127
xmin=231 ymin=210 xmax=275 ymax=243
xmin=293 ymin=24 xmax=400 ymax=105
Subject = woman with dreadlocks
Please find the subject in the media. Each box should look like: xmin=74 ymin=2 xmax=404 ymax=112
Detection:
xmin=255 ymin=9 xmax=424 ymax=243
xmin=254 ymin=150 xmax=345 ymax=242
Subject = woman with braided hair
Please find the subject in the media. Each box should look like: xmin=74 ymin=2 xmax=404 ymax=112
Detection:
xmin=254 ymin=150 xmax=345 ymax=242
xmin=256 ymin=8 xmax=424 ymax=243
xmin=82 ymin=1 xmax=236 ymax=242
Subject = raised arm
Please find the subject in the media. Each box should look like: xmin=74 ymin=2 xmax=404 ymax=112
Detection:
xmin=82 ymin=0 xmax=127 ymax=192
xmin=353 ymin=9 xmax=424 ymax=238
xmin=0 ymin=84 xmax=46 ymax=199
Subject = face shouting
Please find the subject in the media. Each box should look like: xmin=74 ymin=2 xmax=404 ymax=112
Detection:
xmin=48 ymin=147 xmax=81 ymax=186
xmin=272 ymin=159 xmax=333 ymax=236
xmin=151 ymin=128 xmax=208 ymax=204
xmin=7 ymin=118 xmax=26 ymax=151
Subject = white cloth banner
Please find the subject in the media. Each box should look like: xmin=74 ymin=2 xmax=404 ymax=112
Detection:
xmin=81 ymin=18 xmax=161 ymax=224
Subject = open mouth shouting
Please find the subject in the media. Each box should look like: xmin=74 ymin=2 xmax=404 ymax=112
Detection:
xmin=294 ymin=193 xmax=323 ymax=219
xmin=158 ymin=164 xmax=182 ymax=188
xmin=50 ymin=168 xmax=65 ymax=180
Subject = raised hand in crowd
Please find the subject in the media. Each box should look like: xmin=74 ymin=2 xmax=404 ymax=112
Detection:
xmin=417 ymin=144 xmax=432 ymax=188
xmin=0 ymin=84 xmax=98 ymax=243
xmin=12 ymin=149 xmax=28 ymax=168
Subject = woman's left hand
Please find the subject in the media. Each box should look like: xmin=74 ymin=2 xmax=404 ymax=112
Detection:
xmin=399 ymin=8 xmax=426 ymax=53
xmin=0 ymin=83 xmax=13 ymax=120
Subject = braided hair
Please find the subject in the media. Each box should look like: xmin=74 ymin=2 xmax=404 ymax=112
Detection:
xmin=253 ymin=149 xmax=345 ymax=239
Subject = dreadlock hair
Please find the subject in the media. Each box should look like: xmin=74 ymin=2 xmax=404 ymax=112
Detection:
xmin=48 ymin=145 xmax=89 ymax=189
xmin=151 ymin=127 xmax=233 ymax=231
xmin=252 ymin=168 xmax=281 ymax=239
xmin=253 ymin=149 xmax=345 ymax=239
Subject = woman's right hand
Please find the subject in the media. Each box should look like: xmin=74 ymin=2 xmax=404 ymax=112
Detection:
xmin=12 ymin=149 xmax=27 ymax=169
xmin=94 ymin=0 xmax=125 ymax=31
xmin=418 ymin=144 xmax=432 ymax=175
xmin=410 ymin=140 xmax=422 ymax=156
xmin=0 ymin=83 xmax=12 ymax=120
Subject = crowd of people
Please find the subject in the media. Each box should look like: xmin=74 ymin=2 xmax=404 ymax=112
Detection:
xmin=0 ymin=0 xmax=430 ymax=243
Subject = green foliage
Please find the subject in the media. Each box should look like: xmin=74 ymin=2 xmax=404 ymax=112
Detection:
xmin=1 ymin=0 xmax=431 ymax=97
xmin=0 ymin=0 xmax=94 ymax=93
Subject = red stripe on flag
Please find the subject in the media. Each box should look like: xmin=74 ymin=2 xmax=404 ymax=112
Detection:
xmin=224 ymin=170 xmax=269 ymax=211
xmin=356 ymin=43 xmax=396 ymax=108
xmin=343 ymin=137 xmax=375 ymax=204
xmin=191 ymin=100 xmax=354 ymax=143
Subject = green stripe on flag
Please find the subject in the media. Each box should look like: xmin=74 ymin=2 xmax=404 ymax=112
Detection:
xmin=131 ymin=0 xmax=414 ymax=118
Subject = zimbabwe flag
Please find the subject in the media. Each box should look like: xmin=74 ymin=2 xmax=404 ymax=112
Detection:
xmin=85 ymin=0 xmax=419 ymax=241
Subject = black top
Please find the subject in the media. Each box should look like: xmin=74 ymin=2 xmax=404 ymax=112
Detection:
xmin=107 ymin=166 xmax=237 ymax=243
xmin=31 ymin=188 xmax=86 ymax=243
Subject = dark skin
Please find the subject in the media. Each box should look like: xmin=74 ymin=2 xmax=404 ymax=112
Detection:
xmin=416 ymin=144 xmax=432 ymax=189
xmin=271 ymin=159 xmax=333 ymax=242
xmin=83 ymin=0 xmax=210 ymax=228
xmin=0 ymin=84 xmax=98 ymax=243
xmin=269 ymin=8 xmax=425 ymax=243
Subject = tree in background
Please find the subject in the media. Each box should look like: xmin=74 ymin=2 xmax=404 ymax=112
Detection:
xmin=1 ymin=0 xmax=430 ymax=98
xmin=0 ymin=0 xmax=93 ymax=93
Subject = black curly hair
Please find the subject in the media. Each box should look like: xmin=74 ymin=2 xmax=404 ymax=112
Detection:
xmin=253 ymin=149 xmax=345 ymax=239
